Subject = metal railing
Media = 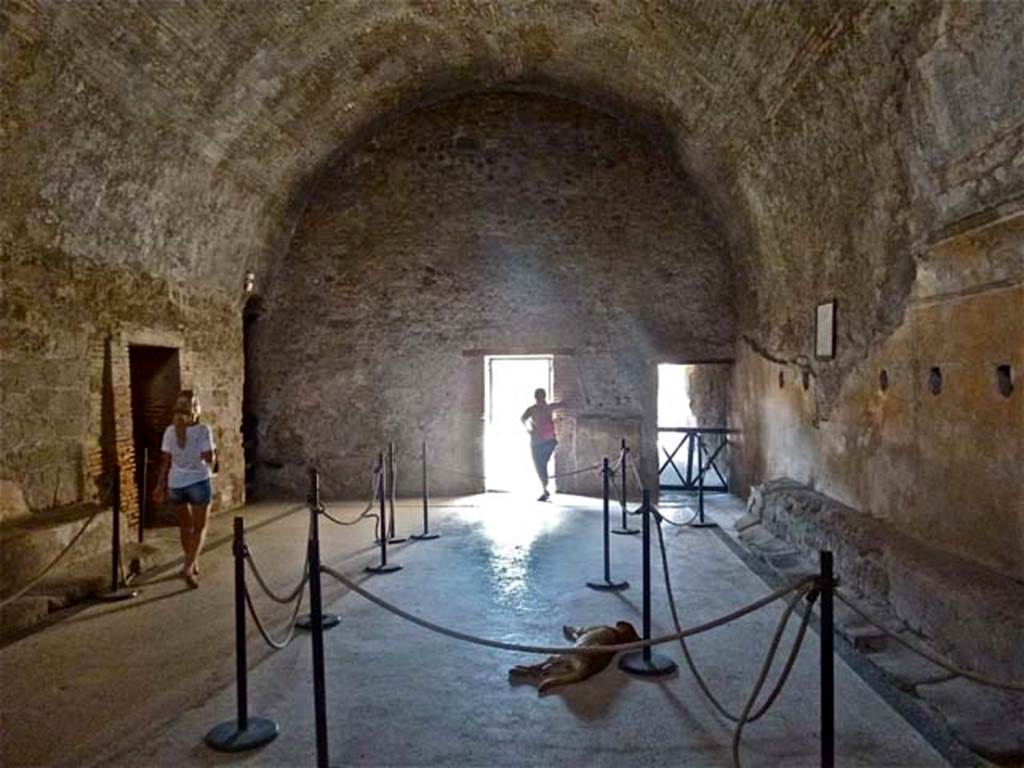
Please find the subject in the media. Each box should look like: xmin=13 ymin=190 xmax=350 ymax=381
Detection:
xmin=657 ymin=426 xmax=737 ymax=492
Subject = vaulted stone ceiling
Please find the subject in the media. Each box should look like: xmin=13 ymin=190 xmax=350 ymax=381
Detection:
xmin=3 ymin=1 xmax=1021 ymax=368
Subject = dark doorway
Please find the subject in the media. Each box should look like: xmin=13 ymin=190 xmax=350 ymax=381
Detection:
xmin=128 ymin=346 xmax=181 ymax=531
xmin=242 ymin=296 xmax=263 ymax=499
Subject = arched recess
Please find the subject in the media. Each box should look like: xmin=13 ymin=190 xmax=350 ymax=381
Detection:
xmin=248 ymin=89 xmax=736 ymax=498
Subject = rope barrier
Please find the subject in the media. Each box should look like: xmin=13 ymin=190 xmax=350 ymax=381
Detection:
xmin=652 ymin=504 xmax=699 ymax=528
xmin=245 ymin=550 xmax=309 ymax=605
xmin=430 ymin=463 xmax=488 ymax=480
xmin=731 ymin=587 xmax=811 ymax=768
xmin=244 ymin=580 xmax=306 ymax=650
xmin=317 ymin=468 xmax=383 ymax=547
xmin=652 ymin=514 xmax=815 ymax=768
xmin=549 ymin=462 xmax=605 ymax=480
xmin=630 ymin=461 xmax=647 ymax=493
xmin=835 ymin=591 xmax=1024 ymax=692
xmin=320 ymin=563 xmax=814 ymax=656
xmin=0 ymin=506 xmax=104 ymax=609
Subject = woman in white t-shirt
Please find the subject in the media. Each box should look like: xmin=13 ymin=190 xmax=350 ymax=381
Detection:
xmin=155 ymin=390 xmax=216 ymax=588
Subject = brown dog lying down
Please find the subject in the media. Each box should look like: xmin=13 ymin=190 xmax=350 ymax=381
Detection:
xmin=508 ymin=622 xmax=641 ymax=694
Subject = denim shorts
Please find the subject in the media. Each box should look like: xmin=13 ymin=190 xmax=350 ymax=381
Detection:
xmin=168 ymin=479 xmax=213 ymax=505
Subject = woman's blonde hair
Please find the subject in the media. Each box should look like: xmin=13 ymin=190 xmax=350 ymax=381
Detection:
xmin=172 ymin=390 xmax=200 ymax=449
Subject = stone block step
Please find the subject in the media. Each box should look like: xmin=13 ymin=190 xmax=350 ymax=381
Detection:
xmin=0 ymin=504 xmax=116 ymax=595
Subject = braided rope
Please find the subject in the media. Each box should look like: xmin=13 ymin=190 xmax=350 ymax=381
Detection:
xmin=245 ymin=550 xmax=309 ymax=604
xmin=244 ymin=579 xmax=305 ymax=650
xmin=549 ymin=462 xmax=605 ymax=480
xmin=320 ymin=564 xmax=813 ymax=656
xmin=430 ymin=463 xmax=487 ymax=480
xmin=652 ymin=505 xmax=700 ymax=528
xmin=731 ymin=587 xmax=810 ymax=768
xmin=835 ymin=591 xmax=1024 ymax=692
xmin=0 ymin=506 xmax=104 ymax=609
xmin=320 ymin=468 xmax=381 ymax=527
xmin=654 ymin=514 xmax=814 ymax=727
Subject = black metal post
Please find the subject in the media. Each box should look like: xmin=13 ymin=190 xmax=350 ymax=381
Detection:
xmin=619 ymin=490 xmax=677 ymax=677
xmin=205 ymin=517 xmax=279 ymax=751
xmin=387 ymin=442 xmax=407 ymax=543
xmin=697 ymin=435 xmax=705 ymax=523
xmin=412 ymin=440 xmax=439 ymax=541
xmin=587 ymin=458 xmax=628 ymax=592
xmin=296 ymin=468 xmax=341 ymax=631
xmin=692 ymin=433 xmax=717 ymax=529
xmin=97 ymin=470 xmax=138 ymax=602
xmin=366 ymin=453 xmax=401 ymax=574
xmin=821 ymin=551 xmax=835 ymax=768
xmin=611 ymin=438 xmax=638 ymax=536
xmin=686 ymin=432 xmax=695 ymax=488
xmin=139 ymin=447 xmax=148 ymax=543
xmin=308 ymin=504 xmax=330 ymax=768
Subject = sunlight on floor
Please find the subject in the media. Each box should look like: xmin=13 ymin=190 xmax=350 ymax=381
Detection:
xmin=449 ymin=495 xmax=568 ymax=607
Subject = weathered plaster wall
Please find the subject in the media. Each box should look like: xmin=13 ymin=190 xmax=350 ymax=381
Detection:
xmin=732 ymin=216 xmax=1023 ymax=579
xmin=251 ymin=92 xmax=733 ymax=498
xmin=729 ymin=3 xmax=1024 ymax=580
xmin=0 ymin=254 xmax=245 ymax=526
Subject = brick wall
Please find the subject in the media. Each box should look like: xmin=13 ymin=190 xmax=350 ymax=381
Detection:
xmin=0 ymin=256 xmax=245 ymax=531
xmin=252 ymin=92 xmax=735 ymax=499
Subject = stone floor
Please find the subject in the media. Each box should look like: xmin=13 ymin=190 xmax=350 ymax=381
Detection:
xmin=0 ymin=493 xmax=949 ymax=767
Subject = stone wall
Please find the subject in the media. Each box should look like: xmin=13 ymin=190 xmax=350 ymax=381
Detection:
xmin=0 ymin=254 xmax=245 ymax=529
xmin=749 ymin=480 xmax=1024 ymax=681
xmin=728 ymin=3 xmax=1024 ymax=582
xmin=251 ymin=92 xmax=734 ymax=499
xmin=687 ymin=364 xmax=730 ymax=428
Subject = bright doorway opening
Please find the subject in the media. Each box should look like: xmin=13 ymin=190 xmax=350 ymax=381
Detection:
xmin=485 ymin=355 xmax=554 ymax=493
xmin=657 ymin=363 xmax=697 ymax=487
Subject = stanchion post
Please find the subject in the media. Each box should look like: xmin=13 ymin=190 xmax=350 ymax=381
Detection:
xmin=611 ymin=438 xmax=638 ymax=536
xmin=587 ymin=458 xmax=628 ymax=592
xmin=139 ymin=447 xmax=148 ymax=543
xmin=366 ymin=453 xmax=402 ymax=574
xmin=308 ymin=501 xmax=331 ymax=768
xmin=411 ymin=439 xmax=439 ymax=541
xmin=97 ymin=469 xmax=139 ymax=602
xmin=698 ymin=436 xmax=704 ymax=522
xmin=692 ymin=433 xmax=717 ymax=529
xmin=295 ymin=468 xmax=341 ymax=631
xmin=387 ymin=442 xmax=407 ymax=543
xmin=205 ymin=517 xmax=279 ymax=752
xmin=619 ymin=490 xmax=677 ymax=677
xmin=820 ymin=550 xmax=835 ymax=768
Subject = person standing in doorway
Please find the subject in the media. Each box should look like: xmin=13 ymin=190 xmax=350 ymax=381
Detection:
xmin=155 ymin=390 xmax=216 ymax=588
xmin=521 ymin=388 xmax=562 ymax=501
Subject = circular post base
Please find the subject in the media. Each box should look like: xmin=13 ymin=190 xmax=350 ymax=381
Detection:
xmin=95 ymin=587 xmax=140 ymax=602
xmin=388 ymin=536 xmax=408 ymax=544
xmin=410 ymin=532 xmax=440 ymax=541
xmin=611 ymin=527 xmax=639 ymax=536
xmin=205 ymin=717 xmax=280 ymax=752
xmin=619 ymin=651 xmax=678 ymax=677
xmin=365 ymin=563 xmax=403 ymax=574
xmin=586 ymin=579 xmax=629 ymax=592
xmin=690 ymin=521 xmax=719 ymax=529
xmin=294 ymin=613 xmax=342 ymax=631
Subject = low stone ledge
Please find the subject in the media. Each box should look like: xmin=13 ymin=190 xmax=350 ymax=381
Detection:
xmin=749 ymin=479 xmax=1024 ymax=682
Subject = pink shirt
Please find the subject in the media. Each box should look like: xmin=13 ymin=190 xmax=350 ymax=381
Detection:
xmin=524 ymin=403 xmax=556 ymax=442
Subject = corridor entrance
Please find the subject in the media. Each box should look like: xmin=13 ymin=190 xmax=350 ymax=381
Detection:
xmin=127 ymin=345 xmax=181 ymax=530
xmin=484 ymin=355 xmax=553 ymax=494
